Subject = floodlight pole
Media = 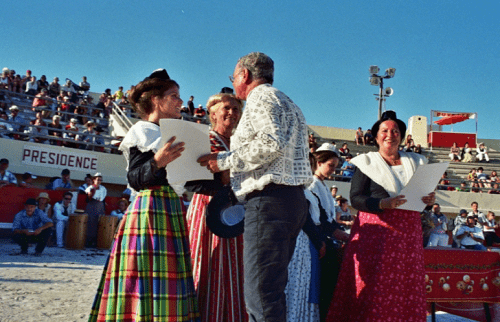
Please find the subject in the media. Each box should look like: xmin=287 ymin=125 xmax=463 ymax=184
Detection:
xmin=378 ymin=78 xmax=384 ymax=120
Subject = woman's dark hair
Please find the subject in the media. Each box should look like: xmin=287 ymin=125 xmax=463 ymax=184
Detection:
xmin=129 ymin=78 xmax=179 ymax=118
xmin=312 ymin=150 xmax=339 ymax=173
xmin=371 ymin=110 xmax=407 ymax=148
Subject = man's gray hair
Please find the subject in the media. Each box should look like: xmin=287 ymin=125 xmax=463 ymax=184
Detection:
xmin=237 ymin=52 xmax=274 ymax=85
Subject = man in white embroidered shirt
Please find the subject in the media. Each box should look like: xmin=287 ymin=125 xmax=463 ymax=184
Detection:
xmin=198 ymin=52 xmax=312 ymax=322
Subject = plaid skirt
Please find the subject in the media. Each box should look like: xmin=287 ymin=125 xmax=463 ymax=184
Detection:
xmin=89 ymin=186 xmax=200 ymax=322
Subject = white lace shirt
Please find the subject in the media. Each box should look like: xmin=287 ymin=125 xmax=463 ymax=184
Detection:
xmin=217 ymin=84 xmax=313 ymax=201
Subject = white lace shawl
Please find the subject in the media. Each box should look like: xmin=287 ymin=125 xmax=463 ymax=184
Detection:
xmin=350 ymin=151 xmax=427 ymax=198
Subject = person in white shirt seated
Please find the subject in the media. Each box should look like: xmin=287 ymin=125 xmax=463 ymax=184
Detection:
xmin=476 ymin=142 xmax=490 ymax=163
xmin=110 ymin=198 xmax=128 ymax=221
xmin=482 ymin=211 xmax=500 ymax=247
xmin=455 ymin=216 xmax=487 ymax=251
xmin=52 ymin=192 xmax=75 ymax=248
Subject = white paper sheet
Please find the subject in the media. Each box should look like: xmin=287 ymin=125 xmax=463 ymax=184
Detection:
xmin=159 ymin=119 xmax=213 ymax=184
xmin=398 ymin=162 xmax=449 ymax=212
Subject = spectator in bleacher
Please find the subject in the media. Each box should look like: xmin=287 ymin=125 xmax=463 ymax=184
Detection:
xmin=63 ymin=122 xmax=79 ymax=148
xmin=404 ymin=141 xmax=413 ymax=152
xmin=187 ymin=95 xmax=195 ymax=115
xmin=47 ymin=115 xmax=63 ymax=145
xmin=427 ymin=203 xmax=449 ymax=247
xmin=364 ymin=129 xmax=374 ymax=145
xmin=25 ymin=117 xmax=49 ymax=144
xmin=79 ymin=76 xmax=90 ymax=96
xmin=482 ymin=211 xmax=500 ymax=247
xmin=468 ymin=201 xmax=484 ymax=226
xmin=85 ymin=172 xmax=107 ymax=247
xmin=477 ymin=167 xmax=489 ymax=188
xmin=405 ymin=134 xmax=412 ymax=146
xmin=77 ymin=120 xmax=98 ymax=149
xmin=489 ymin=183 xmax=500 ymax=194
xmin=21 ymin=69 xmax=32 ymax=91
xmin=12 ymin=198 xmax=53 ymax=255
xmin=456 ymin=181 xmax=469 ymax=192
xmin=8 ymin=105 xmax=27 ymax=138
xmin=330 ymin=185 xmax=338 ymax=199
xmin=0 ymin=111 xmax=13 ymax=139
xmin=341 ymin=154 xmax=355 ymax=181
xmin=309 ymin=133 xmax=317 ymax=147
xmin=37 ymin=75 xmax=49 ymax=92
xmin=490 ymin=171 xmax=499 ymax=183
xmin=414 ymin=144 xmax=422 ymax=154
xmin=455 ymin=216 xmax=486 ymax=250
xmin=0 ymin=69 xmax=10 ymax=90
xmin=437 ymin=172 xmax=452 ymax=191
xmin=461 ymin=142 xmax=474 ymax=163
xmin=336 ymin=197 xmax=354 ymax=234
xmin=110 ymin=198 xmax=129 ymax=221
xmin=73 ymin=102 xmax=88 ymax=125
xmin=51 ymin=169 xmax=73 ymax=190
xmin=420 ymin=205 xmax=434 ymax=247
xmin=53 ymin=191 xmax=75 ymax=248
xmin=452 ymin=209 xmax=468 ymax=247
xmin=58 ymin=95 xmax=72 ymax=121
xmin=25 ymin=76 xmax=38 ymax=96
xmin=339 ymin=142 xmax=350 ymax=157
xmin=98 ymin=88 xmax=112 ymax=106
xmin=467 ymin=168 xmax=477 ymax=182
xmin=18 ymin=172 xmax=37 ymax=188
xmin=0 ymin=158 xmax=17 ymax=187
xmin=449 ymin=142 xmax=461 ymax=162
xmin=48 ymin=77 xmax=60 ymax=98
xmin=60 ymin=79 xmax=76 ymax=97
xmin=32 ymin=89 xmax=51 ymax=118
xmin=471 ymin=182 xmax=482 ymax=193
xmin=355 ymin=127 xmax=364 ymax=145
xmin=113 ymin=86 xmax=124 ymax=103
xmin=193 ymin=104 xmax=206 ymax=123
xmin=476 ymin=142 xmax=490 ymax=163
xmin=36 ymin=192 xmax=52 ymax=219
xmin=78 ymin=174 xmax=93 ymax=194
xmin=11 ymin=74 xmax=22 ymax=93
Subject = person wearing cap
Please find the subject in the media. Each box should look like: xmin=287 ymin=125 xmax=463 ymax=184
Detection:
xmin=63 ymin=118 xmax=79 ymax=148
xmin=193 ymin=104 xmax=206 ymax=123
xmin=89 ymin=69 xmax=199 ymax=321
xmin=48 ymin=114 xmax=63 ymax=145
xmin=330 ymin=185 xmax=338 ymax=199
xmin=84 ymin=172 xmax=107 ymax=246
xmin=12 ymin=198 xmax=53 ymax=255
xmin=341 ymin=153 xmax=356 ymax=181
xmin=19 ymin=172 xmax=37 ymax=188
xmin=455 ymin=216 xmax=487 ymax=251
xmin=185 ymin=91 xmax=245 ymax=321
xmin=0 ymin=68 xmax=10 ymax=90
xmin=51 ymin=169 xmax=73 ymax=190
xmin=0 ymin=158 xmax=17 ymax=187
xmin=199 ymin=52 xmax=312 ymax=322
xmin=328 ymin=110 xmax=435 ymax=321
xmin=8 ymin=105 xmax=27 ymax=134
xmin=76 ymin=120 xmax=97 ymax=150
xmin=36 ymin=192 xmax=53 ymax=219
xmin=53 ymin=191 xmax=76 ymax=248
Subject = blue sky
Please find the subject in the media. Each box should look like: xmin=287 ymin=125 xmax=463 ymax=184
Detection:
xmin=2 ymin=1 xmax=499 ymax=139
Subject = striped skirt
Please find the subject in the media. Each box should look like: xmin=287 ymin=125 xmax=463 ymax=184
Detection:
xmin=186 ymin=192 xmax=247 ymax=322
xmin=89 ymin=186 xmax=200 ymax=322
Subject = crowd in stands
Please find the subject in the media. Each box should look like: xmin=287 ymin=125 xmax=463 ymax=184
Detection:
xmin=449 ymin=141 xmax=490 ymax=163
xmin=1 ymin=67 xmax=212 ymax=152
xmin=422 ymin=201 xmax=500 ymax=250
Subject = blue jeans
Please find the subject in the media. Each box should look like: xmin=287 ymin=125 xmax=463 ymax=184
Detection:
xmin=244 ymin=185 xmax=307 ymax=322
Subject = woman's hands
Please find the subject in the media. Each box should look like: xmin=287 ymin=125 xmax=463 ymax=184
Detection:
xmin=380 ymin=191 xmax=436 ymax=209
xmin=153 ymin=136 xmax=185 ymax=168
xmin=197 ymin=153 xmax=220 ymax=173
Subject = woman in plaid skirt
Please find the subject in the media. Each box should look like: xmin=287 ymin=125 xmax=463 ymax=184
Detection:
xmin=89 ymin=69 xmax=199 ymax=322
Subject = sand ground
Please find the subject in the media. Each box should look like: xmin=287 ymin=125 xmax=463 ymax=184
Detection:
xmin=0 ymin=240 xmax=108 ymax=322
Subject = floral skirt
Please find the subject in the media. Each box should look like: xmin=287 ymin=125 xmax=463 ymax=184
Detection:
xmin=89 ymin=186 xmax=199 ymax=322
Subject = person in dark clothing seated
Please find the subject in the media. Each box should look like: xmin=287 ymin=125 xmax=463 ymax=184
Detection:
xmin=12 ymin=198 xmax=53 ymax=255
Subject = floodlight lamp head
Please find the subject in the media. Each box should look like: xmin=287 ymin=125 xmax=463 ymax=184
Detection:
xmin=385 ymin=67 xmax=396 ymax=78
xmin=369 ymin=65 xmax=380 ymax=75
xmin=385 ymin=87 xmax=394 ymax=96
xmin=369 ymin=76 xmax=380 ymax=86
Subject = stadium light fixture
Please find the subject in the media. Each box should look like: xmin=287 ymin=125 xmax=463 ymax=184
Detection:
xmin=368 ymin=65 xmax=396 ymax=119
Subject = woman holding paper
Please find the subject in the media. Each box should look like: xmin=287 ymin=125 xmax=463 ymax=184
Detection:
xmin=327 ymin=110 xmax=435 ymax=322
xmin=186 ymin=92 xmax=246 ymax=322
xmin=89 ymin=69 xmax=200 ymax=322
